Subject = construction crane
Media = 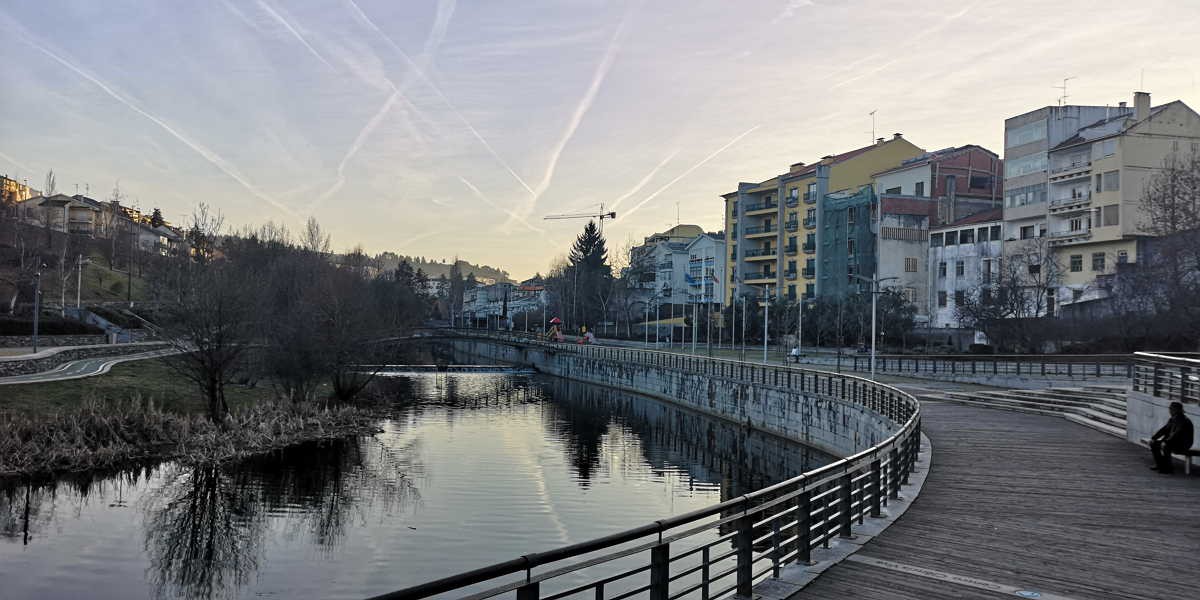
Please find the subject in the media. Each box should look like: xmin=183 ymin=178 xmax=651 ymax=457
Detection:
xmin=543 ymin=204 xmax=617 ymax=230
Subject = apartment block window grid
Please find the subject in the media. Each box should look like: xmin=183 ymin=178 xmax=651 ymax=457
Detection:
xmin=955 ymin=261 xmax=965 ymax=277
xmin=1070 ymin=255 xmax=1083 ymax=272
xmin=954 ymin=290 xmax=965 ymax=306
xmin=937 ymin=291 xmax=947 ymax=307
xmin=1092 ymin=253 xmax=1106 ymax=272
xmin=904 ymin=257 xmax=917 ymax=272
xmin=938 ymin=262 xmax=947 ymax=277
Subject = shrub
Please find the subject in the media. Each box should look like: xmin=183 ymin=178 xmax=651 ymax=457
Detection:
xmin=0 ymin=316 xmax=104 ymax=335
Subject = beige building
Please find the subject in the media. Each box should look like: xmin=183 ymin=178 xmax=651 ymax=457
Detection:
xmin=1044 ymin=93 xmax=1200 ymax=308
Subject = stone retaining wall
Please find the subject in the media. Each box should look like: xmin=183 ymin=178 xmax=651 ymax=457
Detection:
xmin=0 ymin=334 xmax=109 ymax=348
xmin=450 ymin=338 xmax=897 ymax=459
xmin=0 ymin=342 xmax=170 ymax=377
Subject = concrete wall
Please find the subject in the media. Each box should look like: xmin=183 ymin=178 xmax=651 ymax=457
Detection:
xmin=0 ymin=334 xmax=109 ymax=348
xmin=1126 ymin=389 xmax=1199 ymax=445
xmin=449 ymin=338 xmax=898 ymax=458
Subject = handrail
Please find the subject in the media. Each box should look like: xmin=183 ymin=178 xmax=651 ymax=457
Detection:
xmin=803 ymin=352 xmax=1132 ymax=379
xmin=369 ymin=329 xmax=922 ymax=600
xmin=1132 ymin=352 xmax=1200 ymax=404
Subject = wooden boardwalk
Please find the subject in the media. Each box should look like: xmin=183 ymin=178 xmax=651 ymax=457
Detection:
xmin=790 ymin=400 xmax=1200 ymax=600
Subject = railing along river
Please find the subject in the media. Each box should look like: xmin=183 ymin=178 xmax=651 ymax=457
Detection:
xmin=369 ymin=330 xmax=922 ymax=600
xmin=1133 ymin=352 xmax=1200 ymax=404
xmin=815 ymin=352 xmax=1132 ymax=379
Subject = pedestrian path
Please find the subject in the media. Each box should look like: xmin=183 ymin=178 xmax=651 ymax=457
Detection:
xmin=0 ymin=348 xmax=178 ymax=385
xmin=787 ymin=399 xmax=1200 ymax=600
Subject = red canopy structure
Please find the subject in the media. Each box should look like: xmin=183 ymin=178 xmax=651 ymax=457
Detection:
xmin=549 ymin=317 xmax=562 ymax=324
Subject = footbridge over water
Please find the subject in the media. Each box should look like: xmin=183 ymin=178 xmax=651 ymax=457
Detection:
xmin=381 ymin=330 xmax=1199 ymax=600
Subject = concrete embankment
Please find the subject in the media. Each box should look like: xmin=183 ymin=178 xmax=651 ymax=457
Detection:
xmin=449 ymin=337 xmax=897 ymax=459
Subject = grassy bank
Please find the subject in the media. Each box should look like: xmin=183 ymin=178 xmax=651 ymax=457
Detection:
xmin=0 ymin=358 xmax=378 ymax=478
xmin=0 ymin=360 xmax=278 ymax=417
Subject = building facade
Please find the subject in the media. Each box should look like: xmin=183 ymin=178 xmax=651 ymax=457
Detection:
xmin=684 ymin=233 xmax=726 ymax=308
xmin=724 ymin=134 xmax=925 ymax=305
xmin=927 ymin=210 xmax=1004 ymax=330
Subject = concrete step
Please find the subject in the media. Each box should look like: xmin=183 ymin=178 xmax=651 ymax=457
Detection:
xmin=1015 ymin=391 xmax=1127 ymax=417
xmin=967 ymin=391 xmax=1127 ymax=419
xmin=936 ymin=392 xmax=1127 ymax=430
xmin=924 ymin=393 xmax=1126 ymax=438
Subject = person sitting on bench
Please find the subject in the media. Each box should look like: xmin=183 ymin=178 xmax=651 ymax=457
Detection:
xmin=1150 ymin=402 xmax=1194 ymax=474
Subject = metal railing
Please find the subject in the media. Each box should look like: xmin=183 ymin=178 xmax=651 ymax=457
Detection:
xmin=744 ymin=225 xmax=777 ymax=235
xmin=1133 ymin=352 xmax=1200 ymax=404
xmin=812 ymin=352 xmax=1133 ymax=379
xmin=743 ymin=201 xmax=778 ymax=213
xmin=373 ymin=330 xmax=922 ymax=600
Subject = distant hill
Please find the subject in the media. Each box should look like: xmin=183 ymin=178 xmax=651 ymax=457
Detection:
xmin=374 ymin=252 xmax=513 ymax=284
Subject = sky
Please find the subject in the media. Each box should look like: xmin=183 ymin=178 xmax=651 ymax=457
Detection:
xmin=2 ymin=0 xmax=1199 ymax=280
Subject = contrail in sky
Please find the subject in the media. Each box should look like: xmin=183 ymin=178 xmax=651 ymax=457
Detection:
xmin=15 ymin=29 xmax=294 ymax=217
xmin=609 ymin=149 xmax=679 ymax=211
xmin=345 ymin=0 xmax=535 ymax=196
xmin=507 ymin=1 xmax=639 ymax=230
xmin=0 ymin=150 xmax=34 ymax=176
xmin=623 ymin=125 xmax=761 ymax=219
xmin=314 ymin=89 xmax=402 ymax=206
xmin=255 ymin=0 xmax=335 ymax=69
xmin=458 ymin=177 xmax=544 ymax=233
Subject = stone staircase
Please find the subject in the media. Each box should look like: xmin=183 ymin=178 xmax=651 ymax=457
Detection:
xmin=919 ymin=385 xmax=1128 ymax=438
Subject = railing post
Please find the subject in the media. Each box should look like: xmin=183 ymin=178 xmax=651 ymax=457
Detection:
xmin=796 ymin=488 xmax=812 ymax=564
xmin=771 ymin=519 xmax=782 ymax=578
xmin=517 ymin=582 xmax=540 ymax=600
xmin=650 ymin=543 xmax=670 ymax=600
xmin=870 ymin=459 xmax=882 ymax=518
xmin=889 ymin=447 xmax=901 ymax=499
xmin=701 ymin=546 xmax=711 ymax=600
xmin=735 ymin=514 xmax=754 ymax=597
xmin=838 ymin=473 xmax=853 ymax=538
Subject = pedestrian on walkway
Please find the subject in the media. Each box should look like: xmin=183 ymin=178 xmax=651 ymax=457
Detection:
xmin=1150 ymin=402 xmax=1194 ymax=474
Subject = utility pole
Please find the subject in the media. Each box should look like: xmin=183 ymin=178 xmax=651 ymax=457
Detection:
xmin=762 ymin=288 xmax=769 ymax=364
xmin=76 ymin=253 xmax=83 ymax=308
xmin=655 ymin=296 xmax=661 ymax=349
xmin=691 ymin=299 xmax=697 ymax=354
xmin=740 ymin=295 xmax=747 ymax=362
xmin=32 ymin=268 xmax=43 ymax=353
xmin=796 ymin=298 xmax=803 ymax=360
xmin=127 ymin=217 xmax=134 ymax=307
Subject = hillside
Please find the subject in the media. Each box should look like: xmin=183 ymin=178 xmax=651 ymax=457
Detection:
xmin=374 ymin=253 xmax=513 ymax=284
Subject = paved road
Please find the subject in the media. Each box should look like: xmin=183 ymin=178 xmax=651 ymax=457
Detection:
xmin=788 ymin=400 xmax=1200 ymax=600
xmin=0 ymin=348 xmax=179 ymax=385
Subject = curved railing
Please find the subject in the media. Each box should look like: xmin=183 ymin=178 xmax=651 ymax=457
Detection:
xmin=1133 ymin=351 xmax=1200 ymax=404
xmin=369 ymin=330 xmax=922 ymax=600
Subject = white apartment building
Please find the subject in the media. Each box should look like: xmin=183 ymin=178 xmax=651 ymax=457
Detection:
xmin=927 ymin=210 xmax=1003 ymax=331
xmin=684 ymin=233 xmax=726 ymax=308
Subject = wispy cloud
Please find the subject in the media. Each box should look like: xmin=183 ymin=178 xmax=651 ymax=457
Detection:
xmin=345 ymin=0 xmax=535 ymax=197
xmin=313 ymin=89 xmax=403 ymax=206
xmin=624 ymin=125 xmax=761 ymax=219
xmin=254 ymin=0 xmax=334 ymax=69
xmin=771 ymin=0 xmax=815 ymax=25
xmin=507 ymin=1 xmax=640 ymax=229
xmin=610 ymin=149 xmax=678 ymax=211
xmin=0 ymin=150 xmax=34 ymax=177
xmin=458 ymin=177 xmax=544 ymax=233
xmin=12 ymin=25 xmax=294 ymax=217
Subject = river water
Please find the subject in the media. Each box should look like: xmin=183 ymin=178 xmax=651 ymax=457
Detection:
xmin=0 ymin=372 xmax=832 ymax=599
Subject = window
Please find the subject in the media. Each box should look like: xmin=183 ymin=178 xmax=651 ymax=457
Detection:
xmin=847 ymin=207 xmax=857 ymax=225
xmin=945 ymin=230 xmax=958 ymax=245
xmin=970 ymin=175 xmax=992 ymax=189
xmin=1102 ymin=170 xmax=1120 ymax=191
xmin=805 ymin=283 xmax=814 ymax=298
xmin=946 ymin=175 xmax=957 ymax=194
xmin=902 ymin=287 xmax=917 ymax=303
xmin=954 ymin=290 xmax=966 ymax=306
xmin=915 ymin=181 xmax=925 ymax=197
xmin=960 ymin=229 xmax=974 ymax=244
xmin=938 ymin=262 xmax=947 ymax=277
xmin=1028 ymin=263 xmax=1041 ymax=275
xmin=847 ymin=239 xmax=856 ymax=255
xmin=1070 ymin=255 xmax=1082 ymax=272
xmin=977 ymin=227 xmax=989 ymax=242
xmin=904 ymin=257 xmax=917 ymax=272
xmin=1072 ymin=289 xmax=1083 ymax=301
xmin=1092 ymin=252 xmax=1106 ymax=272
xmin=1004 ymin=153 xmax=1048 ymax=178
xmin=990 ymin=225 xmax=1002 ymax=241
xmin=1005 ymin=183 xmax=1048 ymax=208
xmin=787 ymin=285 xmax=796 ymax=299
xmin=955 ymin=260 xmax=965 ymax=276
xmin=1095 ymin=173 xmax=1102 ymax=193
xmin=1007 ymin=121 xmax=1046 ymax=148
xmin=937 ymin=291 xmax=947 ymax=307
xmin=1020 ymin=225 xmax=1035 ymax=239
xmin=1069 ymin=217 xmax=1083 ymax=232
xmin=789 ymin=187 xmax=798 ymax=199
xmin=806 ymin=208 xmax=816 ymax=220
xmin=787 ymin=260 xmax=796 ymax=272
xmin=885 ymin=186 xmax=901 ymax=194
xmin=1101 ymin=204 xmax=1120 ymax=227
xmin=1118 ymin=250 xmax=1128 ymax=264
xmin=930 ymin=232 xmax=943 ymax=247
xmin=1046 ymin=289 xmax=1056 ymax=315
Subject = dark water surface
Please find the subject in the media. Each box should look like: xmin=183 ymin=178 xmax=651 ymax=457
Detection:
xmin=0 ymin=374 xmax=831 ymax=599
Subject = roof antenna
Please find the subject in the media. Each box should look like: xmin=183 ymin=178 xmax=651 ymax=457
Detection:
xmin=868 ymin=109 xmax=877 ymax=144
xmin=1054 ymin=76 xmax=1076 ymax=106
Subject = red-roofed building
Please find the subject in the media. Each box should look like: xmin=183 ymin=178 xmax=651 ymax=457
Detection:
xmin=873 ymin=145 xmax=1003 ymax=226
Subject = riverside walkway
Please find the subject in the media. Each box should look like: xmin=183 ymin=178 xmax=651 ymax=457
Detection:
xmin=791 ymin=397 xmax=1200 ymax=600
xmin=0 ymin=347 xmax=177 ymax=385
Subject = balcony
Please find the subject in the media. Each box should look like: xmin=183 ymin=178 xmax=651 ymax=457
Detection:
xmin=784 ymin=220 xmax=799 ymax=232
xmin=802 ymin=241 xmax=815 ymax=253
xmin=803 ymin=217 xmax=816 ymax=228
xmin=743 ymin=272 xmax=776 ymax=283
xmin=801 ymin=267 xmax=815 ymax=278
xmin=784 ymin=270 xmax=797 ymax=280
xmin=1049 ymin=192 xmax=1092 ymax=214
xmin=743 ymin=201 xmax=778 ymax=215
xmin=784 ymin=245 xmax=798 ymax=256
xmin=785 ymin=195 xmax=799 ymax=207
xmin=744 ymin=224 xmax=778 ymax=238
xmin=1048 ymin=228 xmax=1093 ymax=245
xmin=1048 ymin=161 xmax=1092 ymax=182
xmin=744 ymin=248 xmax=778 ymax=260
xmin=803 ymin=191 xmax=816 ymax=204
xmin=656 ymin=262 xmax=673 ymax=270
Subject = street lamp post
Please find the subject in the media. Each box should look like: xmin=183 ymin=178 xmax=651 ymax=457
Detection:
xmin=851 ymin=273 xmax=898 ymax=380
xmin=762 ymin=288 xmax=770 ymax=364
xmin=32 ymin=267 xmax=43 ymax=353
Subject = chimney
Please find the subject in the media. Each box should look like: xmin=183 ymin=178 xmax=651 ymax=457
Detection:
xmin=876 ymin=138 xmax=885 ymax=145
xmin=1118 ymin=101 xmax=1126 ymax=108
xmin=1134 ymin=91 xmax=1150 ymax=121
xmin=893 ymin=132 xmax=903 ymax=140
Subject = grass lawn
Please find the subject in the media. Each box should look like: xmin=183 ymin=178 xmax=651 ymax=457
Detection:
xmin=0 ymin=359 xmax=280 ymax=418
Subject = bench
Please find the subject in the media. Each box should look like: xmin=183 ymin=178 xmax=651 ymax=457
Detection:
xmin=1141 ymin=439 xmax=1199 ymax=475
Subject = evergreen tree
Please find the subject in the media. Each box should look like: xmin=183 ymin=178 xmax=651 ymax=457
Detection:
xmin=150 ymin=208 xmax=165 ymax=228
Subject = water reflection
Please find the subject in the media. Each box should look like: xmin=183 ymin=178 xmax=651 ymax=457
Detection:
xmin=0 ymin=374 xmax=830 ymax=599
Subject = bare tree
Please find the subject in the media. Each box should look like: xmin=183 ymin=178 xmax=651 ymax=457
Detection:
xmin=43 ymin=170 xmax=56 ymax=196
xmin=301 ymin=216 xmax=331 ymax=255
xmin=956 ymin=236 xmax=1063 ymax=351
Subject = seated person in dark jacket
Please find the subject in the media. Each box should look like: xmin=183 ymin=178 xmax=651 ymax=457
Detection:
xmin=1150 ymin=402 xmax=1194 ymax=474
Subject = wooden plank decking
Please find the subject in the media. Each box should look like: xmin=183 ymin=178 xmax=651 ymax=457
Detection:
xmin=790 ymin=400 xmax=1200 ymax=600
